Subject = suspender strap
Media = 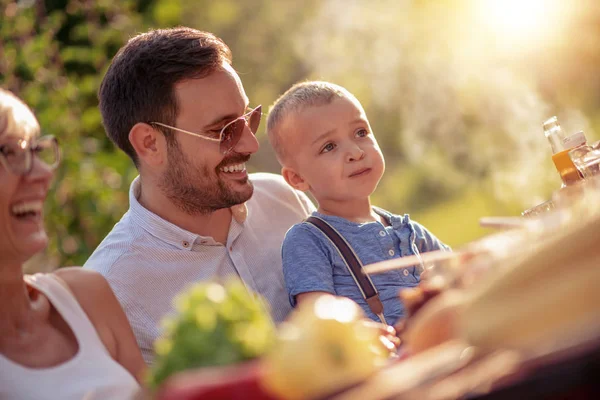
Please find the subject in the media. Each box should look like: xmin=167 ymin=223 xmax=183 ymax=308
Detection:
xmin=305 ymin=216 xmax=387 ymax=325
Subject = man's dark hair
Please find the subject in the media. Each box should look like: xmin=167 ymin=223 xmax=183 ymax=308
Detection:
xmin=98 ymin=27 xmax=232 ymax=166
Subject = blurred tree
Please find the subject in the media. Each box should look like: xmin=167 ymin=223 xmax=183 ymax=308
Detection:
xmin=1 ymin=0 xmax=157 ymax=268
xmin=3 ymin=0 xmax=600 ymax=267
xmin=0 ymin=0 xmax=323 ymax=268
xmin=288 ymin=0 xmax=600 ymax=244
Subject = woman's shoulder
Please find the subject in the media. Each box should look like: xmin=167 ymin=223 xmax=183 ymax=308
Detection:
xmin=52 ymin=269 xmax=134 ymax=358
xmin=52 ymin=268 xmax=118 ymax=329
xmin=52 ymin=268 xmax=145 ymax=382
xmin=53 ymin=268 xmax=113 ymax=302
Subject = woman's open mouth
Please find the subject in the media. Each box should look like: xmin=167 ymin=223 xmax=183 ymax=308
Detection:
xmin=11 ymin=200 xmax=43 ymax=222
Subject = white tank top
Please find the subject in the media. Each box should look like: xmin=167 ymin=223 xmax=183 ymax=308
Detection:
xmin=0 ymin=273 xmax=140 ymax=400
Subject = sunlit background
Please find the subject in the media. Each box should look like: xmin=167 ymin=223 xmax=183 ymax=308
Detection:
xmin=2 ymin=0 xmax=600 ymax=269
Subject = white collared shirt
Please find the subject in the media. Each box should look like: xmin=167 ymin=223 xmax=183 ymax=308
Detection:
xmin=84 ymin=173 xmax=315 ymax=364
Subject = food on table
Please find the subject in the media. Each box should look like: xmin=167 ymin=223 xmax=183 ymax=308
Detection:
xmin=401 ymin=289 xmax=466 ymax=354
xmin=148 ymin=280 xmax=276 ymax=389
xmin=461 ymin=211 xmax=600 ymax=355
xmin=261 ymin=294 xmax=390 ymax=400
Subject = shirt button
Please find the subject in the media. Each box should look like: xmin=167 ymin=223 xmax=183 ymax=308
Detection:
xmin=403 ymin=269 xmax=409 ymax=276
xmin=182 ymin=241 xmax=190 ymax=248
xmin=229 ymin=246 xmax=233 ymax=251
xmin=388 ymin=249 xmax=395 ymax=256
xmin=379 ymin=231 xmax=386 ymax=237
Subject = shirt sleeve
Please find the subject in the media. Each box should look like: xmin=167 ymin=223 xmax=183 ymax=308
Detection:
xmin=282 ymin=223 xmax=335 ymax=307
xmin=411 ymin=221 xmax=452 ymax=253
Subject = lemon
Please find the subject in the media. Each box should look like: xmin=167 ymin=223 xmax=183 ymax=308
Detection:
xmin=262 ymin=295 xmax=388 ymax=399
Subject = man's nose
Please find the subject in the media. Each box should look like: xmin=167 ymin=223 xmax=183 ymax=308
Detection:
xmin=233 ymin=123 xmax=260 ymax=155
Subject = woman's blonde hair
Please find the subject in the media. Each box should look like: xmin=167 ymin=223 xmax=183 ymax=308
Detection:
xmin=0 ymin=88 xmax=39 ymax=140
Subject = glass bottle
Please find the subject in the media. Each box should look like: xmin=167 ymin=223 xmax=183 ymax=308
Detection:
xmin=522 ymin=119 xmax=586 ymax=217
xmin=543 ymin=116 xmax=584 ymax=186
xmin=569 ymin=138 xmax=600 ymax=179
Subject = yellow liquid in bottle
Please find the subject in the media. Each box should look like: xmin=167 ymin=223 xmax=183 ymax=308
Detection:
xmin=552 ymin=149 xmax=583 ymax=185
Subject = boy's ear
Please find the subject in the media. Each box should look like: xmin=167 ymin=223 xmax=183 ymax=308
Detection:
xmin=282 ymin=166 xmax=310 ymax=191
xmin=129 ymin=122 xmax=167 ymax=167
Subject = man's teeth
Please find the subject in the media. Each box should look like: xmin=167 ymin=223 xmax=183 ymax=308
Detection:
xmin=220 ymin=163 xmax=245 ymax=173
xmin=11 ymin=200 xmax=43 ymax=216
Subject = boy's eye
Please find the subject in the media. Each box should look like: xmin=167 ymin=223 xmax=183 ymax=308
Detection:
xmin=321 ymin=142 xmax=336 ymax=153
xmin=356 ymin=128 xmax=369 ymax=138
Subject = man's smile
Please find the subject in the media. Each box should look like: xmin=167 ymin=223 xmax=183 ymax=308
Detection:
xmin=219 ymin=162 xmax=246 ymax=173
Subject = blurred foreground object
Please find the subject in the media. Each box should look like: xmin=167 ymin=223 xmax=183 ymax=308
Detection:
xmin=148 ymin=280 xmax=276 ymax=391
xmin=152 ymin=360 xmax=275 ymax=400
xmin=334 ymin=194 xmax=600 ymax=400
xmin=524 ymin=173 xmax=600 ymax=228
xmin=461 ymin=206 xmax=600 ymax=355
xmin=403 ymin=178 xmax=600 ymax=354
xmin=570 ymin=139 xmax=600 ymax=179
xmin=262 ymin=295 xmax=390 ymax=400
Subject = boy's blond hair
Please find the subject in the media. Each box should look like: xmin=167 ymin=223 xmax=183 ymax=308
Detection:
xmin=0 ymin=88 xmax=39 ymax=139
xmin=267 ymin=81 xmax=360 ymax=165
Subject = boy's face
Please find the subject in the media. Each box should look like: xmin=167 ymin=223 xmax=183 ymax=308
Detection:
xmin=281 ymin=96 xmax=385 ymax=205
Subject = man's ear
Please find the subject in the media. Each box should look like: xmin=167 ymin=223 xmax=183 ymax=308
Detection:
xmin=282 ymin=166 xmax=310 ymax=191
xmin=129 ymin=123 xmax=167 ymax=167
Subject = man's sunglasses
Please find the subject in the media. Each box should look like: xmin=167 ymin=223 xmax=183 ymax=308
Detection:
xmin=151 ymin=105 xmax=262 ymax=154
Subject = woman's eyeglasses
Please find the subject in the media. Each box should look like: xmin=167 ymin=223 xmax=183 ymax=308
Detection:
xmin=151 ymin=105 xmax=262 ymax=154
xmin=0 ymin=135 xmax=60 ymax=176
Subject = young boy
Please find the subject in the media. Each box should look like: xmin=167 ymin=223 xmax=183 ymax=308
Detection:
xmin=267 ymin=81 xmax=450 ymax=325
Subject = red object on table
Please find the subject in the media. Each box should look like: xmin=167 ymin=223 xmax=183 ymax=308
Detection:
xmin=156 ymin=360 xmax=280 ymax=400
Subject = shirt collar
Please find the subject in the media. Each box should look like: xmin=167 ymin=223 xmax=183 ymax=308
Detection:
xmin=128 ymin=176 xmax=248 ymax=250
xmin=231 ymin=203 xmax=248 ymax=223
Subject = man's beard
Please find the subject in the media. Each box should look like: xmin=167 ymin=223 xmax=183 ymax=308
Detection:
xmin=158 ymin=142 xmax=254 ymax=215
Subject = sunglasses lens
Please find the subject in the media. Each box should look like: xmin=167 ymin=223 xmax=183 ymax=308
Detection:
xmin=218 ymin=106 xmax=262 ymax=154
xmin=249 ymin=106 xmax=262 ymax=134
xmin=220 ymin=119 xmax=245 ymax=154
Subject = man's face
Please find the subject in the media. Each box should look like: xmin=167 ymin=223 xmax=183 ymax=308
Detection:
xmin=284 ymin=96 xmax=385 ymax=205
xmin=158 ymin=63 xmax=260 ymax=214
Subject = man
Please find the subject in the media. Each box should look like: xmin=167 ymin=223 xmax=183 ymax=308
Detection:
xmin=84 ymin=27 xmax=314 ymax=363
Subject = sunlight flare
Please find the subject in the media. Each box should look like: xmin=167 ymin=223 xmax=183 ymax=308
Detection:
xmin=476 ymin=0 xmax=565 ymax=46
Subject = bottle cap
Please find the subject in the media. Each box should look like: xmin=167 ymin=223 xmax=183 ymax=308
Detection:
xmin=563 ymin=131 xmax=587 ymax=149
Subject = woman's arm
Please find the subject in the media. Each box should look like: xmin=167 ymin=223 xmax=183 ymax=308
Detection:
xmin=53 ymin=267 xmax=146 ymax=383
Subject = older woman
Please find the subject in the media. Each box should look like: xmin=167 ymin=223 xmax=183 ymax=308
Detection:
xmin=0 ymin=88 xmax=145 ymax=399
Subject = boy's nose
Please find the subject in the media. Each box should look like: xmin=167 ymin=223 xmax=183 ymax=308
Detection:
xmin=347 ymin=145 xmax=365 ymax=162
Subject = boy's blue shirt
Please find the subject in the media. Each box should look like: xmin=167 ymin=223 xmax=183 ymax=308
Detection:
xmin=282 ymin=207 xmax=451 ymax=325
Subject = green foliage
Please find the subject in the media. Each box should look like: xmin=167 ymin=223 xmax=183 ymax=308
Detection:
xmin=3 ymin=0 xmax=600 ymax=270
xmin=1 ymin=0 xmax=163 ymax=267
xmin=148 ymin=280 xmax=276 ymax=389
xmin=1 ymin=0 xmax=323 ymax=269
